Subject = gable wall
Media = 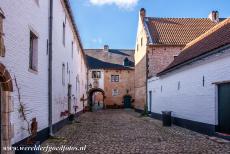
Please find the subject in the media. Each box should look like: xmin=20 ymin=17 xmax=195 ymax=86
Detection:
xmin=148 ymin=46 xmax=183 ymax=77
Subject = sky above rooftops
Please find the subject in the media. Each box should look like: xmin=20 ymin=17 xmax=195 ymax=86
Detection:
xmin=69 ymin=0 xmax=230 ymax=49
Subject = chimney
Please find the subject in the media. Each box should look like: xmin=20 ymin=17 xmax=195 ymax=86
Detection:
xmin=139 ymin=8 xmax=146 ymax=21
xmin=103 ymin=45 xmax=109 ymax=52
xmin=208 ymin=11 xmax=219 ymax=23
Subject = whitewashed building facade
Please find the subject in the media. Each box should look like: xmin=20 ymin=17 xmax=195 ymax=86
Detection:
xmin=0 ymin=0 xmax=87 ymax=151
xmin=148 ymin=19 xmax=230 ymax=135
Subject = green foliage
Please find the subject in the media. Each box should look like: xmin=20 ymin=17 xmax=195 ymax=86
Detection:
xmin=141 ymin=104 xmax=149 ymax=117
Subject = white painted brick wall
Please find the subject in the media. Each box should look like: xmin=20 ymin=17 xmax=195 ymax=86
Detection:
xmin=52 ymin=0 xmax=87 ymax=124
xmin=0 ymin=0 xmax=88 ymax=144
xmin=148 ymin=48 xmax=230 ymax=125
xmin=0 ymin=0 xmax=49 ymax=144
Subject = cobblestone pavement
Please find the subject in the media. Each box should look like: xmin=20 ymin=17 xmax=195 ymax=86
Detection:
xmin=42 ymin=109 xmax=230 ymax=154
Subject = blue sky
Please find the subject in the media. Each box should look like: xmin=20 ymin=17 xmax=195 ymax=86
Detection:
xmin=69 ymin=0 xmax=230 ymax=49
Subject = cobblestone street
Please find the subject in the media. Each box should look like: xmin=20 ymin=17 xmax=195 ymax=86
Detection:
xmin=42 ymin=110 xmax=230 ymax=154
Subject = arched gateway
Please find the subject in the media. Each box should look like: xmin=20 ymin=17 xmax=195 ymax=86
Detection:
xmin=87 ymin=88 xmax=105 ymax=111
xmin=0 ymin=63 xmax=13 ymax=154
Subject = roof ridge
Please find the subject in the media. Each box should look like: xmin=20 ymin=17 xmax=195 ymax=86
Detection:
xmin=146 ymin=17 xmax=210 ymax=19
xmin=184 ymin=18 xmax=230 ymax=50
xmin=84 ymin=49 xmax=134 ymax=51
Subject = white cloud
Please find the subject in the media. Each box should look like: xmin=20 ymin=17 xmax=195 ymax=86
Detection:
xmin=92 ymin=37 xmax=103 ymax=44
xmin=89 ymin=0 xmax=139 ymax=10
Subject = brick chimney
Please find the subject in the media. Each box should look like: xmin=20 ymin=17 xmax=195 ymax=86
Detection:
xmin=103 ymin=45 xmax=109 ymax=52
xmin=208 ymin=11 xmax=219 ymax=23
xmin=140 ymin=8 xmax=146 ymax=21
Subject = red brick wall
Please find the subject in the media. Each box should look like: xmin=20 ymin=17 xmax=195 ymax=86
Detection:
xmin=147 ymin=46 xmax=184 ymax=78
xmin=104 ymin=70 xmax=135 ymax=106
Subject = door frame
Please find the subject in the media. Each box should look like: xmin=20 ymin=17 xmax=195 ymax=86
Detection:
xmin=216 ymin=82 xmax=230 ymax=134
xmin=148 ymin=91 xmax=152 ymax=113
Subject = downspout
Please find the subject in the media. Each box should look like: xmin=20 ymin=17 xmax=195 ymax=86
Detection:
xmin=48 ymin=0 xmax=53 ymax=136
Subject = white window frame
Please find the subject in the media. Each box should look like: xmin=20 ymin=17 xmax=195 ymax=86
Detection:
xmin=92 ymin=71 xmax=101 ymax=79
xmin=111 ymin=75 xmax=119 ymax=82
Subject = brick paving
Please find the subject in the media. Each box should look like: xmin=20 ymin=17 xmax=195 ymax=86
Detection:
xmin=42 ymin=109 xmax=230 ymax=154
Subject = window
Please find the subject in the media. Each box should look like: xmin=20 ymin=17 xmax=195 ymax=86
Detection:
xmin=71 ymin=41 xmax=73 ymax=58
xmin=111 ymin=75 xmax=119 ymax=82
xmin=62 ymin=22 xmax=65 ymax=46
xmin=0 ymin=10 xmax=5 ymax=57
xmin=62 ymin=63 xmax=65 ymax=85
xmin=29 ymin=31 xmax=38 ymax=71
xmin=141 ymin=37 xmax=143 ymax=46
xmin=112 ymin=89 xmax=119 ymax=96
xmin=123 ymin=57 xmax=129 ymax=66
xmin=136 ymin=44 xmax=138 ymax=52
xmin=92 ymin=71 xmax=101 ymax=78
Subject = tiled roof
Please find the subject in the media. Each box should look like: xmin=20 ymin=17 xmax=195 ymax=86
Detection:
xmin=145 ymin=17 xmax=224 ymax=45
xmin=85 ymin=49 xmax=134 ymax=69
xmin=86 ymin=55 xmax=134 ymax=70
xmin=158 ymin=18 xmax=230 ymax=76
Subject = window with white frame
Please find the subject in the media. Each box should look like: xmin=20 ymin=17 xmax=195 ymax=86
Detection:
xmin=111 ymin=75 xmax=119 ymax=82
xmin=92 ymin=71 xmax=101 ymax=79
xmin=62 ymin=63 xmax=65 ymax=85
xmin=112 ymin=89 xmax=119 ymax=96
xmin=29 ymin=31 xmax=38 ymax=71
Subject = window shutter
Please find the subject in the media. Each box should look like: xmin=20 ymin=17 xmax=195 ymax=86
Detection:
xmin=0 ymin=10 xmax=5 ymax=57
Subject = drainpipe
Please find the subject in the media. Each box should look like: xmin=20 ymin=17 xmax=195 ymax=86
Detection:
xmin=48 ymin=0 xmax=53 ymax=136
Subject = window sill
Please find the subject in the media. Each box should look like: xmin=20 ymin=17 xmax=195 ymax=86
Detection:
xmin=28 ymin=68 xmax=38 ymax=74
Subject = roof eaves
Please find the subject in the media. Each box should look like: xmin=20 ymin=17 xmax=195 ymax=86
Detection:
xmin=63 ymin=0 xmax=85 ymax=57
xmin=157 ymin=44 xmax=230 ymax=76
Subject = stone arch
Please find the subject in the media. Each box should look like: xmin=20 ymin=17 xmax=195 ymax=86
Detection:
xmin=88 ymin=88 xmax=105 ymax=111
xmin=0 ymin=63 xmax=13 ymax=92
xmin=0 ymin=63 xmax=13 ymax=154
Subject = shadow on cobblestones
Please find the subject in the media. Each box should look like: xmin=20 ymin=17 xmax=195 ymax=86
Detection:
xmin=42 ymin=109 xmax=230 ymax=154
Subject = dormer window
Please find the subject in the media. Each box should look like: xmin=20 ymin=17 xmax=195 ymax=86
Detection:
xmin=123 ymin=57 xmax=129 ymax=67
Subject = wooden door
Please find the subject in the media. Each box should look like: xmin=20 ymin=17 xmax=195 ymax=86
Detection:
xmin=218 ymin=83 xmax=230 ymax=134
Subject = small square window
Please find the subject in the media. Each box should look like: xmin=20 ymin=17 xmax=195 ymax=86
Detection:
xmin=112 ymin=89 xmax=119 ymax=96
xmin=111 ymin=75 xmax=119 ymax=82
xmin=92 ymin=71 xmax=101 ymax=79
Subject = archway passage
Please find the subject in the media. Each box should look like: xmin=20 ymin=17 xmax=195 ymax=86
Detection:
xmin=88 ymin=88 xmax=105 ymax=112
xmin=0 ymin=63 xmax=13 ymax=154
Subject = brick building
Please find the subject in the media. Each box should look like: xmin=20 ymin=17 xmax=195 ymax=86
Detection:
xmin=148 ymin=18 xmax=230 ymax=135
xmin=85 ymin=45 xmax=135 ymax=109
xmin=134 ymin=8 xmax=223 ymax=112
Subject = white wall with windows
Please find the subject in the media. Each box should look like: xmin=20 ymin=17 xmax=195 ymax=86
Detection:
xmin=0 ymin=0 xmax=88 ymax=144
xmin=52 ymin=0 xmax=87 ymax=124
xmin=0 ymin=0 xmax=49 ymax=144
xmin=88 ymin=69 xmax=104 ymax=90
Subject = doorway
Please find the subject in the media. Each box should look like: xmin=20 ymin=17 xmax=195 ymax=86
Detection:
xmin=218 ymin=83 xmax=230 ymax=134
xmin=149 ymin=91 xmax=152 ymax=113
xmin=88 ymin=88 xmax=105 ymax=112
xmin=123 ymin=95 xmax=132 ymax=108
xmin=67 ymin=84 xmax=72 ymax=114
